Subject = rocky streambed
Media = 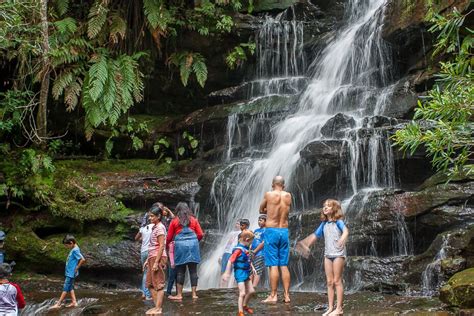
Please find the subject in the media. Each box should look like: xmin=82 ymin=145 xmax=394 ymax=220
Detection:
xmin=18 ymin=276 xmax=459 ymax=315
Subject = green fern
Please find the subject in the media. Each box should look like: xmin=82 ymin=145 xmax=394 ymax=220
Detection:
xmin=88 ymin=0 xmax=109 ymax=39
xmin=54 ymin=17 xmax=77 ymax=36
xmin=82 ymin=52 xmax=145 ymax=139
xmin=168 ymin=51 xmax=208 ymax=87
xmin=192 ymin=55 xmax=208 ymax=88
xmin=109 ymin=14 xmax=127 ymax=43
xmin=64 ymin=79 xmax=82 ymax=111
xmin=88 ymin=54 xmax=108 ymax=102
xmin=55 ymin=0 xmax=70 ymax=16
xmin=143 ymin=0 xmax=162 ymax=29
xmin=52 ymin=70 xmax=74 ymax=99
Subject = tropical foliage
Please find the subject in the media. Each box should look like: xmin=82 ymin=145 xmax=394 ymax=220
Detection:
xmin=394 ymin=7 xmax=473 ymax=177
xmin=0 ymin=0 xmax=248 ymax=209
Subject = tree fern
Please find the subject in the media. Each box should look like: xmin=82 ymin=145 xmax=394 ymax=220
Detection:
xmin=87 ymin=53 xmax=108 ymax=102
xmin=54 ymin=17 xmax=77 ymax=36
xmin=87 ymin=0 xmax=109 ymax=39
xmin=168 ymin=51 xmax=207 ymax=87
xmin=143 ymin=0 xmax=163 ymax=29
xmin=109 ymin=14 xmax=127 ymax=43
xmin=54 ymin=0 xmax=70 ymax=16
xmin=192 ymin=54 xmax=208 ymax=88
xmin=52 ymin=69 xmax=74 ymax=99
xmin=64 ymin=79 xmax=82 ymax=111
xmin=82 ymin=52 xmax=145 ymax=139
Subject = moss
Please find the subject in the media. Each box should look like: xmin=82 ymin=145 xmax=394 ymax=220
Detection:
xmin=44 ymin=159 xmax=175 ymax=222
xmin=50 ymin=195 xmax=134 ymax=222
xmin=55 ymin=159 xmax=175 ymax=176
xmin=440 ymin=268 xmax=474 ymax=308
xmin=5 ymin=228 xmax=68 ymax=272
xmin=418 ymin=166 xmax=474 ymax=190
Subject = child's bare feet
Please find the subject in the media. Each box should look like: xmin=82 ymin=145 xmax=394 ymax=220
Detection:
xmin=329 ymin=308 xmax=343 ymax=315
xmin=66 ymin=302 xmax=78 ymax=308
xmin=168 ymin=295 xmax=182 ymax=301
xmin=146 ymin=307 xmax=157 ymax=315
xmin=49 ymin=302 xmax=62 ymax=309
xmin=262 ymin=295 xmax=277 ymax=303
xmin=322 ymin=309 xmax=333 ymax=316
xmin=283 ymin=295 xmax=291 ymax=303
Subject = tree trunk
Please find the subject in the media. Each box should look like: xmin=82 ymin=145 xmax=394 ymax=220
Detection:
xmin=37 ymin=0 xmax=50 ymax=141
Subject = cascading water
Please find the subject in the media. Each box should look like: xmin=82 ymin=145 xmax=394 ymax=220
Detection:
xmin=199 ymin=0 xmax=403 ymax=289
xmin=421 ymin=235 xmax=449 ymax=296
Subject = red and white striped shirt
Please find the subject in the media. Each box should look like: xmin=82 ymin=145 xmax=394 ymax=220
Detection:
xmin=148 ymin=222 xmax=168 ymax=259
xmin=0 ymin=282 xmax=25 ymax=315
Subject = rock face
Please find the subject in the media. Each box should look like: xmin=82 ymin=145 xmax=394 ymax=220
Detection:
xmin=320 ymin=113 xmax=356 ymax=138
xmin=440 ymin=268 xmax=474 ymax=308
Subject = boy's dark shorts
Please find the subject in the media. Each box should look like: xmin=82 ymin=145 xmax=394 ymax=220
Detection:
xmin=63 ymin=276 xmax=75 ymax=292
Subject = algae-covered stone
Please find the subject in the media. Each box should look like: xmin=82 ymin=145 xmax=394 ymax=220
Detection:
xmin=439 ymin=268 xmax=474 ymax=308
xmin=5 ymin=228 xmax=68 ymax=273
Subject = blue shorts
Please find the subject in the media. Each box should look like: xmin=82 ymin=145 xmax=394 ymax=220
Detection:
xmin=234 ymin=269 xmax=250 ymax=283
xmin=63 ymin=276 xmax=75 ymax=292
xmin=221 ymin=252 xmax=232 ymax=273
xmin=264 ymin=228 xmax=289 ymax=267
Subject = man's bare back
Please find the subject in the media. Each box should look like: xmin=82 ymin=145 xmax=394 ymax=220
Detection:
xmin=259 ymin=189 xmax=292 ymax=228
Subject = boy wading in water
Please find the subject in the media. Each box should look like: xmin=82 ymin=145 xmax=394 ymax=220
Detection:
xmin=221 ymin=230 xmax=257 ymax=316
xmin=296 ymin=199 xmax=349 ymax=316
xmin=51 ymin=235 xmax=86 ymax=309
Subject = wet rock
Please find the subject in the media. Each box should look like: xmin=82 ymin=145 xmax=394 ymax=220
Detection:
xmin=345 ymin=256 xmax=407 ymax=293
xmin=383 ymin=0 xmax=470 ymax=44
xmin=394 ymin=181 xmax=474 ymax=218
xmin=441 ymin=256 xmax=467 ymax=275
xmin=382 ymin=0 xmax=470 ymax=75
xmin=297 ymin=140 xmax=352 ymax=204
xmin=440 ymin=268 xmax=474 ymax=308
xmin=253 ymin=0 xmax=299 ymax=12
xmin=401 ymin=226 xmax=474 ymax=287
xmin=82 ymin=240 xmax=141 ymax=273
xmin=362 ymin=115 xmax=398 ymax=128
xmin=106 ymin=175 xmax=201 ymax=209
xmin=418 ymin=205 xmax=474 ymax=232
xmin=320 ymin=113 xmax=356 ymax=138
xmin=208 ymin=77 xmax=308 ymax=106
xmin=381 ymin=78 xmax=419 ymax=118
xmin=300 ymin=140 xmax=349 ymax=169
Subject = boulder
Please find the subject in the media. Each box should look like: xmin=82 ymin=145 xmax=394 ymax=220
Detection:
xmin=320 ymin=113 xmax=356 ymax=138
xmin=440 ymin=268 xmax=474 ymax=308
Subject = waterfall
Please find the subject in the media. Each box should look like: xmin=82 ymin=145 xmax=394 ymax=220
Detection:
xmin=200 ymin=0 xmax=396 ymax=289
xmin=421 ymin=235 xmax=449 ymax=296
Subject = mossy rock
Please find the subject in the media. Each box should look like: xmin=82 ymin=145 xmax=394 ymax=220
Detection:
xmin=439 ymin=268 xmax=474 ymax=308
xmin=253 ymin=0 xmax=298 ymax=12
xmin=5 ymin=228 xmax=68 ymax=273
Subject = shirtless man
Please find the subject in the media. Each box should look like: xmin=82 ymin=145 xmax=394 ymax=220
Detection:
xmin=259 ymin=176 xmax=292 ymax=303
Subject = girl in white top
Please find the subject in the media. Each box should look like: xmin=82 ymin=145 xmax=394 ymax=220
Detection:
xmin=296 ymin=199 xmax=349 ymax=316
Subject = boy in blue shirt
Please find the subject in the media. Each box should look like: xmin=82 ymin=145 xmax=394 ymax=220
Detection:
xmin=251 ymin=215 xmax=266 ymax=287
xmin=51 ymin=235 xmax=86 ymax=309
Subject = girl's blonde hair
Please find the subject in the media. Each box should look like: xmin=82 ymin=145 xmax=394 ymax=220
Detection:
xmin=320 ymin=199 xmax=344 ymax=221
